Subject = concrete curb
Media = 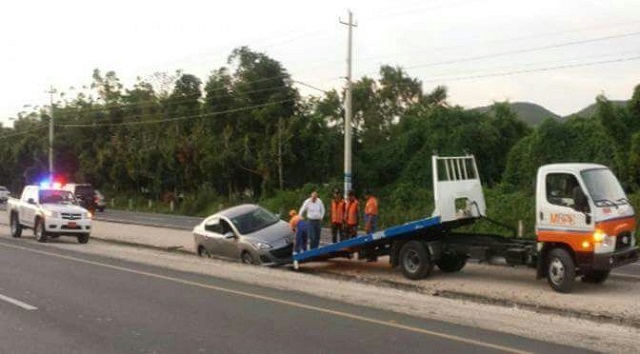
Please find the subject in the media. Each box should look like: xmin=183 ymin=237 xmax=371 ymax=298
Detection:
xmin=94 ymin=217 xmax=193 ymax=231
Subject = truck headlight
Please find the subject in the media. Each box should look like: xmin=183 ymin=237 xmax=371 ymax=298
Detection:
xmin=43 ymin=210 xmax=59 ymax=218
xmin=593 ymin=229 xmax=607 ymax=243
xmin=85 ymin=212 xmax=93 ymax=219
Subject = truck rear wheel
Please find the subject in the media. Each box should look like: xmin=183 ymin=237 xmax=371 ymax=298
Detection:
xmin=437 ymin=253 xmax=467 ymax=273
xmin=581 ymin=270 xmax=610 ymax=284
xmin=34 ymin=218 xmax=48 ymax=243
xmin=10 ymin=213 xmax=22 ymax=238
xmin=546 ymin=248 xmax=575 ymax=293
xmin=399 ymin=240 xmax=433 ymax=280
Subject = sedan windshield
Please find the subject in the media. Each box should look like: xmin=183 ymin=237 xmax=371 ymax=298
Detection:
xmin=581 ymin=168 xmax=627 ymax=206
xmin=40 ymin=190 xmax=78 ymax=205
xmin=230 ymin=207 xmax=280 ymax=235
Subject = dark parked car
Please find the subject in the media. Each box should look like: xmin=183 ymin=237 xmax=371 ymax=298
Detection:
xmin=63 ymin=183 xmax=96 ymax=213
xmin=95 ymin=190 xmax=107 ymax=212
xmin=193 ymin=204 xmax=294 ymax=265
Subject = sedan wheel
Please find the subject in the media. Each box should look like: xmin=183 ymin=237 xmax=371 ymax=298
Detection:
xmin=198 ymin=246 xmax=211 ymax=258
xmin=241 ymin=251 xmax=256 ymax=265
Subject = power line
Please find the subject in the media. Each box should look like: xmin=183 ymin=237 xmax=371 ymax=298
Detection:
xmin=0 ymin=125 xmax=48 ymax=140
xmin=56 ymin=98 xmax=296 ymax=128
xmin=422 ymin=55 xmax=640 ymax=83
xmin=404 ymin=30 xmax=640 ymax=71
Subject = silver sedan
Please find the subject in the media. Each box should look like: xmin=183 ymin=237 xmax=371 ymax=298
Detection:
xmin=193 ymin=204 xmax=294 ymax=265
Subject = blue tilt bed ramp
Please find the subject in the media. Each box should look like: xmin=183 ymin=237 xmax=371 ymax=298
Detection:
xmin=293 ymin=215 xmax=442 ymax=263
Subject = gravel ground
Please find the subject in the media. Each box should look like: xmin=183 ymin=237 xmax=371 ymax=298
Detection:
xmin=1 ymin=226 xmax=639 ymax=353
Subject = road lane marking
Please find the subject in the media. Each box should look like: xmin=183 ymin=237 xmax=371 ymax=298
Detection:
xmin=0 ymin=293 xmax=37 ymax=311
xmin=0 ymin=242 xmax=529 ymax=354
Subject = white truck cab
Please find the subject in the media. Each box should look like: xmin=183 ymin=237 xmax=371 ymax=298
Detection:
xmin=7 ymin=184 xmax=93 ymax=243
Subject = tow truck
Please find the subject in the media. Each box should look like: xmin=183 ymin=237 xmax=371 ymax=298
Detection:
xmin=7 ymin=182 xmax=93 ymax=243
xmin=293 ymin=155 xmax=638 ymax=293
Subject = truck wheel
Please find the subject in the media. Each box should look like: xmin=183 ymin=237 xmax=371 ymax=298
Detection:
xmin=437 ymin=253 xmax=467 ymax=273
xmin=34 ymin=218 xmax=48 ymax=243
xmin=546 ymin=248 xmax=575 ymax=293
xmin=581 ymin=270 xmax=610 ymax=284
xmin=10 ymin=213 xmax=22 ymax=238
xmin=77 ymin=234 xmax=90 ymax=244
xmin=399 ymin=240 xmax=433 ymax=280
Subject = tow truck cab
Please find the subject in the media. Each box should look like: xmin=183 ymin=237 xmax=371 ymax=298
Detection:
xmin=535 ymin=164 xmax=638 ymax=291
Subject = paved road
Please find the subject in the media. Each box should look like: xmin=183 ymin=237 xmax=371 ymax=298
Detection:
xmin=0 ymin=237 xmax=587 ymax=354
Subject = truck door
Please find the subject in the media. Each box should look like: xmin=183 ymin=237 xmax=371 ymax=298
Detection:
xmin=537 ymin=172 xmax=593 ymax=248
xmin=19 ymin=187 xmax=37 ymax=227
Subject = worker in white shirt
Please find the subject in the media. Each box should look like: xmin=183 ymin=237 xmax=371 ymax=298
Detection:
xmin=298 ymin=190 xmax=325 ymax=249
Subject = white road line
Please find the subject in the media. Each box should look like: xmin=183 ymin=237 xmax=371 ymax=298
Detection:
xmin=0 ymin=293 xmax=37 ymax=311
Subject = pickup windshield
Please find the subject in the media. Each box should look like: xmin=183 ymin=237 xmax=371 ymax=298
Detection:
xmin=580 ymin=168 xmax=627 ymax=207
xmin=39 ymin=190 xmax=78 ymax=205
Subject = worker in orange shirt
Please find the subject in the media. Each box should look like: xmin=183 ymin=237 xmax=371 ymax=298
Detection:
xmin=344 ymin=189 xmax=359 ymax=239
xmin=364 ymin=189 xmax=379 ymax=234
xmin=330 ymin=188 xmax=346 ymax=243
xmin=289 ymin=210 xmax=308 ymax=254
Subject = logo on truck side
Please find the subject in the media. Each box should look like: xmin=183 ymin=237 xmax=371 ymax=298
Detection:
xmin=550 ymin=213 xmax=575 ymax=226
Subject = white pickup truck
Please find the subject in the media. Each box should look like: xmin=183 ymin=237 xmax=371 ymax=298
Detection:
xmin=7 ymin=184 xmax=93 ymax=243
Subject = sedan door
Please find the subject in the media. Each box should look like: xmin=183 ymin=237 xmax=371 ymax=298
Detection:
xmin=200 ymin=217 xmax=227 ymax=257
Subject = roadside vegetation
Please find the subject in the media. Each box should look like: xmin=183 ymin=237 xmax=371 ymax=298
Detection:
xmin=1 ymin=46 xmax=639 ymax=241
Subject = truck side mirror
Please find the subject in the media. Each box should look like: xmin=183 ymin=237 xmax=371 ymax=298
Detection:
xmin=27 ymin=198 xmax=35 ymax=205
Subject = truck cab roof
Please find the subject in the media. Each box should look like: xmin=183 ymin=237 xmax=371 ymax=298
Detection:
xmin=538 ymin=163 xmax=608 ymax=174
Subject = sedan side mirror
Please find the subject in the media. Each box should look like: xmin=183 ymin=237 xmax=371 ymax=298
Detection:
xmin=224 ymin=231 xmax=236 ymax=239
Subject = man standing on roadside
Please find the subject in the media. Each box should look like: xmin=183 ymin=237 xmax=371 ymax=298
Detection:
xmin=299 ymin=191 xmax=325 ymax=249
xmin=330 ymin=188 xmax=346 ymax=243
xmin=344 ymin=189 xmax=359 ymax=239
xmin=364 ymin=189 xmax=379 ymax=234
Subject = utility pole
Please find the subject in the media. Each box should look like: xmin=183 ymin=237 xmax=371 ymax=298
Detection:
xmin=340 ymin=10 xmax=356 ymax=197
xmin=48 ymin=86 xmax=56 ymax=181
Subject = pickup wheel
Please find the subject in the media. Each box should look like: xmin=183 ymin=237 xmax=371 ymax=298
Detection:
xmin=10 ymin=213 xmax=22 ymax=238
xmin=546 ymin=248 xmax=575 ymax=293
xmin=581 ymin=270 xmax=610 ymax=284
xmin=34 ymin=218 xmax=48 ymax=243
xmin=77 ymin=233 xmax=90 ymax=244
xmin=399 ymin=240 xmax=433 ymax=280
xmin=437 ymin=253 xmax=467 ymax=273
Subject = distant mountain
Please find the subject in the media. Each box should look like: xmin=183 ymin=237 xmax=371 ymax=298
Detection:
xmin=472 ymin=102 xmax=561 ymax=127
xmin=566 ymin=100 xmax=628 ymax=118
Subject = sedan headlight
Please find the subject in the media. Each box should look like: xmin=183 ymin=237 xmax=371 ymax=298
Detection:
xmin=254 ymin=242 xmax=272 ymax=250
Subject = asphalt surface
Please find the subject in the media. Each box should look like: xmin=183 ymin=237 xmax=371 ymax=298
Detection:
xmin=0 ymin=237 xmax=589 ymax=354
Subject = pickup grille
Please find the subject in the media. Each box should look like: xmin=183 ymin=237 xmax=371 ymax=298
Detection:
xmin=61 ymin=213 xmax=82 ymax=220
xmin=616 ymin=231 xmax=633 ymax=250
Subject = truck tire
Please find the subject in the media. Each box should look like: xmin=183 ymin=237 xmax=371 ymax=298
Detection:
xmin=546 ymin=248 xmax=575 ymax=293
xmin=581 ymin=270 xmax=610 ymax=284
xmin=437 ymin=253 xmax=467 ymax=273
xmin=34 ymin=218 xmax=48 ymax=243
xmin=399 ymin=240 xmax=433 ymax=280
xmin=10 ymin=213 xmax=22 ymax=238
xmin=77 ymin=233 xmax=90 ymax=244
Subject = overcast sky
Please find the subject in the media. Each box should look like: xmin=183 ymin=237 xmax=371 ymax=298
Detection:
xmin=1 ymin=0 xmax=639 ymax=126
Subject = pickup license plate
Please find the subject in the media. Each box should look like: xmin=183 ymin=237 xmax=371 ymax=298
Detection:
xmin=68 ymin=222 xmax=77 ymax=228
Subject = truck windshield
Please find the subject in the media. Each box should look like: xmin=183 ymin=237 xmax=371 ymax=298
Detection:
xmin=40 ymin=190 xmax=78 ymax=205
xmin=581 ymin=168 xmax=627 ymax=207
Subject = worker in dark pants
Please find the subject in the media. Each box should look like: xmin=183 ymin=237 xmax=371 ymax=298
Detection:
xmin=330 ymin=188 xmax=346 ymax=243
xmin=289 ymin=210 xmax=308 ymax=254
xmin=362 ymin=189 xmax=379 ymax=262
xmin=299 ymin=191 xmax=325 ymax=249
xmin=344 ymin=189 xmax=359 ymax=240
